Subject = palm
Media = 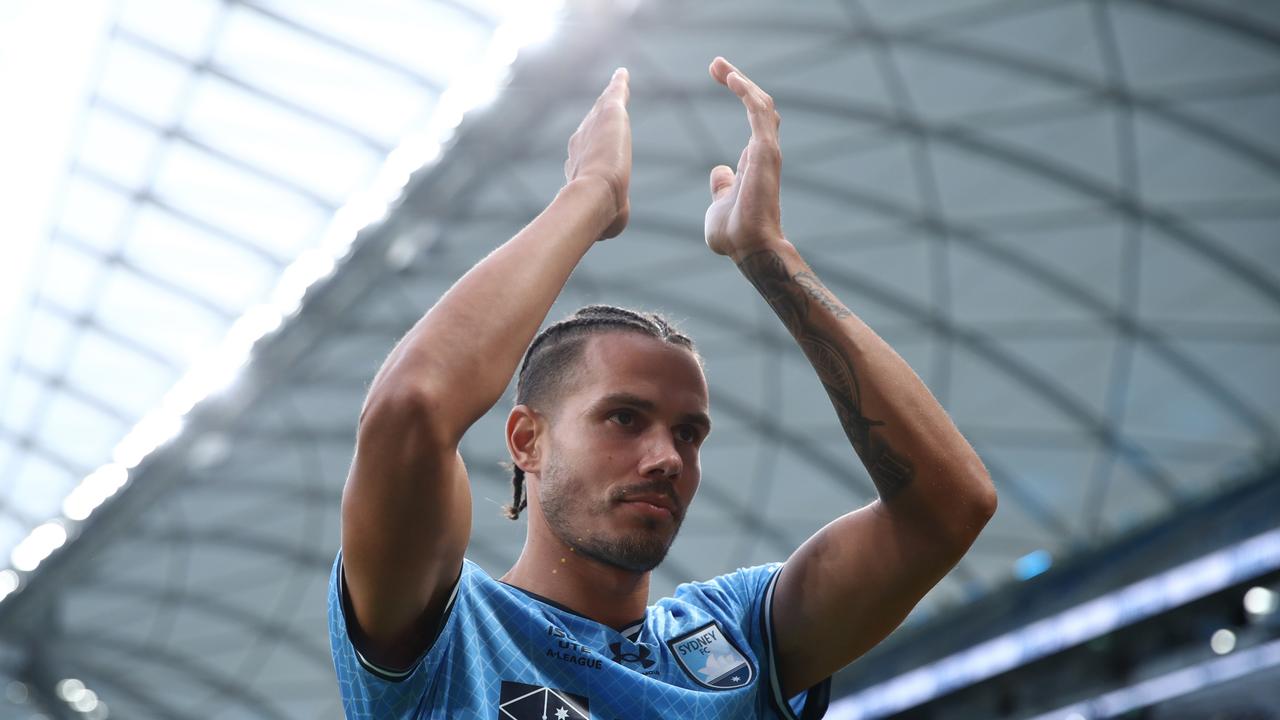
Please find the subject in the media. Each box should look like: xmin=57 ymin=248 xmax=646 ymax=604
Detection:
xmin=704 ymin=201 xmax=734 ymax=256
xmin=565 ymin=68 xmax=631 ymax=240
xmin=703 ymin=58 xmax=784 ymax=261
xmin=704 ymin=144 xmax=779 ymax=258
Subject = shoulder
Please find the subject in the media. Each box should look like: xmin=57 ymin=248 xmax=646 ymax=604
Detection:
xmin=652 ymin=563 xmax=785 ymax=627
xmin=328 ymin=555 xmax=495 ymax=679
xmin=329 ymin=554 xmax=489 ymax=609
xmin=673 ymin=563 xmax=784 ymax=607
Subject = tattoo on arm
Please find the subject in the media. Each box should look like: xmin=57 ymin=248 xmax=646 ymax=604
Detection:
xmin=793 ymin=272 xmax=851 ymax=320
xmin=737 ymin=250 xmax=913 ymax=500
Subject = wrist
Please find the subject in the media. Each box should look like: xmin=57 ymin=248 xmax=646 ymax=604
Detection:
xmin=730 ymin=235 xmax=793 ymax=266
xmin=558 ymin=177 xmax=619 ymax=236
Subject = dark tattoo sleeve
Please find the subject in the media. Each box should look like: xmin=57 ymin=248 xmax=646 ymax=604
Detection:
xmin=737 ymin=249 xmax=914 ymax=500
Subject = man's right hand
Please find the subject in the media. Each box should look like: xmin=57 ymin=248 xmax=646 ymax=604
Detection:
xmin=564 ymin=67 xmax=632 ymax=240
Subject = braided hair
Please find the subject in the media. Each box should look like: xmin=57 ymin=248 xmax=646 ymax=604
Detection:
xmin=503 ymin=304 xmax=700 ymax=519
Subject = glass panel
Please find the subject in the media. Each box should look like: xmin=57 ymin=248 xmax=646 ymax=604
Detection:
xmin=0 ymin=516 xmax=24 ymax=562
xmin=54 ymin=174 xmax=132 ymax=253
xmin=1113 ymin=1 xmax=1280 ymax=88
xmin=14 ymin=307 xmax=78 ymax=377
xmin=151 ymin=141 xmax=329 ymax=259
xmin=183 ymin=74 xmax=380 ymax=202
xmin=253 ymin=0 xmax=491 ymax=84
xmin=0 ymin=373 xmax=46 ymax=435
xmin=214 ymin=5 xmax=428 ymax=145
xmin=116 ymin=0 xmax=224 ymax=62
xmin=96 ymin=38 xmax=191 ymax=127
xmin=77 ymin=106 xmax=161 ymax=192
xmin=35 ymin=240 xmax=105 ymax=316
xmin=94 ymin=269 xmax=225 ymax=368
xmin=64 ymin=329 xmax=177 ymax=419
xmin=453 ymin=0 xmax=511 ymax=22
xmin=125 ymin=207 xmax=277 ymax=312
xmin=37 ymin=389 xmax=126 ymax=471
xmin=7 ymin=450 xmax=79 ymax=518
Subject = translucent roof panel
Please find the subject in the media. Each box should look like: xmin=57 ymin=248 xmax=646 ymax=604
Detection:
xmin=255 ymin=0 xmax=495 ymax=84
xmin=0 ymin=0 xmax=506 ymax=577
xmin=181 ymin=76 xmax=379 ymax=202
xmin=114 ymin=0 xmax=225 ymax=62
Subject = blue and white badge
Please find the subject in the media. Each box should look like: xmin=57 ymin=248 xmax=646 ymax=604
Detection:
xmin=498 ymin=681 xmax=589 ymax=719
xmin=666 ymin=621 xmax=755 ymax=690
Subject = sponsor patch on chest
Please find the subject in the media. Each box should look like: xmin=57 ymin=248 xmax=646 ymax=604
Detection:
xmin=499 ymin=681 xmax=589 ymax=720
xmin=666 ymin=621 xmax=755 ymax=690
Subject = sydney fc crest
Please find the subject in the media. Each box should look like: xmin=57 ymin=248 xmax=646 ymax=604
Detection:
xmin=666 ymin=621 xmax=755 ymax=690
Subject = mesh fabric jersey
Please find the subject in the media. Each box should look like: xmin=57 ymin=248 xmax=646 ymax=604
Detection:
xmin=329 ymin=553 xmax=831 ymax=719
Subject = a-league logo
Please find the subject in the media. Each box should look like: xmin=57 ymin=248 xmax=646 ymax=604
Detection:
xmin=499 ymin=681 xmax=589 ymax=720
xmin=609 ymin=641 xmax=655 ymax=669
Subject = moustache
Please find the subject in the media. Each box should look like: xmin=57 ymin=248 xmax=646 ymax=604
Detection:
xmin=610 ymin=483 xmax=684 ymax=520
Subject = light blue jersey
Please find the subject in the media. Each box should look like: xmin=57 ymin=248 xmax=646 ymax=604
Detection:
xmin=329 ymin=553 xmax=830 ymax=719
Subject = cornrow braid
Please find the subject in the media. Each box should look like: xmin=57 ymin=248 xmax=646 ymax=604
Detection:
xmin=502 ymin=304 xmax=700 ymax=519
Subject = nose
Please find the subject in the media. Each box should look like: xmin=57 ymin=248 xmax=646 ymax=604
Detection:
xmin=640 ymin=429 xmax=682 ymax=480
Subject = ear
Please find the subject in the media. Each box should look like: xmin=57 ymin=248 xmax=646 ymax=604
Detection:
xmin=505 ymin=404 xmax=544 ymax=474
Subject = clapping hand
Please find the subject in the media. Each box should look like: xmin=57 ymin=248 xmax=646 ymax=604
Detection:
xmin=564 ymin=67 xmax=632 ymax=240
xmin=704 ymin=57 xmax=785 ymax=262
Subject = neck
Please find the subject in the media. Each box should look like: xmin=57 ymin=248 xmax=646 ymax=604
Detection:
xmin=500 ymin=528 xmax=651 ymax=630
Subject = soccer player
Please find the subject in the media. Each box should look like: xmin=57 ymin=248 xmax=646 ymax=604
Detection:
xmin=330 ymin=57 xmax=997 ymax=719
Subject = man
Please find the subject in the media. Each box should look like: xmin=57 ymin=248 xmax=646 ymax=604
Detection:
xmin=330 ymin=57 xmax=996 ymax=719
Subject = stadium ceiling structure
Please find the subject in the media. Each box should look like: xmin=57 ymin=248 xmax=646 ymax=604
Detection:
xmin=1 ymin=0 xmax=1278 ymax=717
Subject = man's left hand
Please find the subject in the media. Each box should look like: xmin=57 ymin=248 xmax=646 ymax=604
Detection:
xmin=704 ymin=57 xmax=785 ymax=262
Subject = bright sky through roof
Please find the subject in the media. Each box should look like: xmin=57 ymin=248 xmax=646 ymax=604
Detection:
xmin=0 ymin=0 xmax=571 ymax=585
xmin=0 ymin=0 xmax=112 ymax=391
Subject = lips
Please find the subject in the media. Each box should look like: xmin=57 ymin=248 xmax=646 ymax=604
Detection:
xmin=620 ymin=494 xmax=678 ymax=519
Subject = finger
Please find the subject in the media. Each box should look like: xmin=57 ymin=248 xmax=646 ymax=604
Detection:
xmin=708 ymin=56 xmax=735 ymax=85
xmin=711 ymin=58 xmax=780 ymax=144
xmin=711 ymin=56 xmax=758 ymax=97
xmin=729 ymin=73 xmax=780 ymax=145
xmin=709 ymin=164 xmax=735 ymax=200
xmin=596 ymin=66 xmax=630 ymax=108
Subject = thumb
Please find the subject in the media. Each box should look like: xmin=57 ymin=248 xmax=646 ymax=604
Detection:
xmin=709 ymin=164 xmax=735 ymax=200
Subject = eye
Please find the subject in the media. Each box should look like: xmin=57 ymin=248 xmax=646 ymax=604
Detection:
xmin=608 ymin=409 xmax=637 ymax=427
xmin=676 ymin=425 xmax=702 ymax=444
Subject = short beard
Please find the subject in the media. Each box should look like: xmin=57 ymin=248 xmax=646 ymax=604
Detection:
xmin=538 ymin=451 xmax=682 ymax=573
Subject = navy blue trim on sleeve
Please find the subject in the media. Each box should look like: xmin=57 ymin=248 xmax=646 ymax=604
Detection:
xmin=760 ymin=566 xmax=832 ymax=720
xmin=337 ymin=554 xmax=462 ymax=683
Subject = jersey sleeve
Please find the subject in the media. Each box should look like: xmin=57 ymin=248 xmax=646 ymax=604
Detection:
xmin=679 ymin=563 xmax=832 ymax=720
xmin=326 ymin=550 xmax=465 ymax=719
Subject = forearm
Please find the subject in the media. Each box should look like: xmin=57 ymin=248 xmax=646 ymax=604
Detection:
xmin=737 ymin=240 xmax=995 ymax=535
xmin=366 ymin=177 xmax=615 ymax=442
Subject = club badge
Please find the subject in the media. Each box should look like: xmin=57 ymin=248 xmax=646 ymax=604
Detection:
xmin=666 ymin=621 xmax=755 ymax=690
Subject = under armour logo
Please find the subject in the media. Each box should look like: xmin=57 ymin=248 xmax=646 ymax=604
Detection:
xmin=609 ymin=642 xmax=655 ymax=669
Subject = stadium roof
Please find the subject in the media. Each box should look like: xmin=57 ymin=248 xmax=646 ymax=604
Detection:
xmin=0 ymin=0 xmax=1277 ymax=716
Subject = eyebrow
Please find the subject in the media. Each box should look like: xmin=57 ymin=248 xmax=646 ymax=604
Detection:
xmin=597 ymin=392 xmax=712 ymax=433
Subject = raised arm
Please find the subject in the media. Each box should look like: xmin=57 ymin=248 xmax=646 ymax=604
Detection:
xmin=703 ymin=58 xmax=997 ymax=696
xmin=340 ymin=69 xmax=632 ymax=669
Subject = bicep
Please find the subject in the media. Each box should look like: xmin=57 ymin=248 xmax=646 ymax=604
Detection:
xmin=771 ymin=501 xmax=975 ymax=697
xmin=339 ymin=394 xmax=473 ymax=669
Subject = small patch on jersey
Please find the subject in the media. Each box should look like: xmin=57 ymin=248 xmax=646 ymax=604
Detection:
xmin=609 ymin=641 xmax=656 ymax=669
xmin=666 ymin=621 xmax=755 ymax=690
xmin=498 ymin=681 xmax=590 ymax=720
